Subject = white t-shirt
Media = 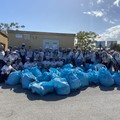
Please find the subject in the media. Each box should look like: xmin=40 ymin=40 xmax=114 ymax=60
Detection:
xmin=42 ymin=61 xmax=50 ymax=68
xmin=27 ymin=50 xmax=33 ymax=58
xmin=24 ymin=62 xmax=31 ymax=69
xmin=8 ymin=55 xmax=16 ymax=63
xmin=58 ymin=52 xmax=63 ymax=59
xmin=31 ymin=62 xmax=37 ymax=67
xmin=67 ymin=52 xmax=73 ymax=59
xmin=1 ymin=65 xmax=13 ymax=74
xmin=51 ymin=61 xmax=57 ymax=67
xmin=33 ymin=52 xmax=39 ymax=60
xmin=56 ymin=61 xmax=63 ymax=67
xmin=20 ymin=48 xmax=26 ymax=56
xmin=39 ymin=52 xmax=44 ymax=61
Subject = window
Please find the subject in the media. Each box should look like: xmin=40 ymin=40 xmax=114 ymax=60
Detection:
xmin=15 ymin=34 xmax=22 ymax=38
xmin=24 ymin=34 xmax=30 ymax=40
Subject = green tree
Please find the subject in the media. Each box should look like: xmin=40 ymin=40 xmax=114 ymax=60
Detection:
xmin=76 ymin=31 xmax=98 ymax=50
xmin=0 ymin=22 xmax=25 ymax=33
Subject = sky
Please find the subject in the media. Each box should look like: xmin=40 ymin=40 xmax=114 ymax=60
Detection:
xmin=1 ymin=0 xmax=120 ymax=41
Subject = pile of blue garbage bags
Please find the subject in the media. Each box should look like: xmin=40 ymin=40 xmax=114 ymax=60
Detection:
xmin=4 ymin=64 xmax=120 ymax=96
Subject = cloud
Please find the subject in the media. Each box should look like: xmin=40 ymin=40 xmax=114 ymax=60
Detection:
xmin=113 ymin=0 xmax=120 ymax=7
xmin=97 ymin=0 xmax=104 ymax=4
xmin=97 ymin=25 xmax=120 ymax=43
xmin=103 ymin=17 xmax=116 ymax=24
xmin=83 ymin=10 xmax=104 ymax=17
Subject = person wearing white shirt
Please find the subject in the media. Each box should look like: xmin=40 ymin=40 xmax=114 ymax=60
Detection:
xmin=90 ymin=51 xmax=96 ymax=64
xmin=42 ymin=58 xmax=50 ymax=69
xmin=113 ymin=52 xmax=120 ymax=71
xmin=23 ymin=58 xmax=32 ymax=69
xmin=31 ymin=58 xmax=38 ymax=67
xmin=0 ymin=60 xmax=15 ymax=83
xmin=66 ymin=48 xmax=73 ymax=64
xmin=17 ymin=58 xmax=23 ymax=70
xmin=39 ymin=48 xmax=44 ymax=62
xmin=62 ymin=49 xmax=67 ymax=64
xmin=101 ymin=52 xmax=112 ymax=69
xmin=51 ymin=58 xmax=57 ymax=68
xmin=0 ymin=44 xmax=5 ymax=69
xmin=33 ymin=49 xmax=39 ymax=61
xmin=8 ymin=51 xmax=17 ymax=64
xmin=56 ymin=58 xmax=63 ymax=67
xmin=3 ymin=50 xmax=10 ymax=63
xmin=26 ymin=46 xmax=33 ymax=62
xmin=75 ymin=48 xmax=83 ymax=67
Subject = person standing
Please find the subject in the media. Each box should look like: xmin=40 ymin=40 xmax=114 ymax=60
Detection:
xmin=26 ymin=46 xmax=33 ymax=62
xmin=19 ymin=43 xmax=26 ymax=64
xmin=0 ymin=44 xmax=5 ymax=69
xmin=75 ymin=48 xmax=83 ymax=67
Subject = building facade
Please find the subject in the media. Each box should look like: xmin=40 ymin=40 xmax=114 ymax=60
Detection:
xmin=8 ymin=30 xmax=75 ymax=50
xmin=96 ymin=40 xmax=118 ymax=48
xmin=0 ymin=31 xmax=8 ymax=50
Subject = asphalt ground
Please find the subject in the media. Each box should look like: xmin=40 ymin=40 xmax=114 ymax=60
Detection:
xmin=0 ymin=83 xmax=120 ymax=120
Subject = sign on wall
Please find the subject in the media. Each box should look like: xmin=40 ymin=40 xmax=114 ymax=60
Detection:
xmin=43 ymin=39 xmax=59 ymax=49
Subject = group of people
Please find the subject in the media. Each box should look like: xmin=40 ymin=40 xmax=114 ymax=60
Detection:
xmin=0 ymin=43 xmax=120 ymax=83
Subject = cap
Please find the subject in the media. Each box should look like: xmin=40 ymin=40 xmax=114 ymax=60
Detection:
xmin=77 ymin=48 xmax=81 ymax=50
xmin=12 ymin=51 xmax=17 ymax=54
xmin=5 ymin=49 xmax=10 ymax=52
xmin=110 ymin=50 xmax=114 ymax=53
xmin=26 ymin=57 xmax=30 ymax=60
xmin=22 ymin=43 xmax=25 ymax=45
xmin=34 ymin=58 xmax=37 ymax=61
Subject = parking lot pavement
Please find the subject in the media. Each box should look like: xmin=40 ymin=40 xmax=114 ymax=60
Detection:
xmin=0 ymin=83 xmax=120 ymax=120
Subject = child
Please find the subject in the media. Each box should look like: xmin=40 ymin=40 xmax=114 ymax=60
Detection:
xmin=31 ymin=58 xmax=38 ymax=67
xmin=0 ymin=60 xmax=16 ymax=83
xmin=51 ymin=58 xmax=57 ymax=68
xmin=23 ymin=58 xmax=32 ymax=69
xmin=56 ymin=58 xmax=63 ymax=67
xmin=42 ymin=57 xmax=50 ymax=69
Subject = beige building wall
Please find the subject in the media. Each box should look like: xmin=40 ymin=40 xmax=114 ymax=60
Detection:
xmin=0 ymin=31 xmax=8 ymax=50
xmin=8 ymin=30 xmax=75 ymax=49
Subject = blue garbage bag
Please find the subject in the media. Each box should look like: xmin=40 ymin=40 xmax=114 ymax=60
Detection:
xmin=21 ymin=71 xmax=37 ymax=89
xmin=74 ymin=67 xmax=84 ymax=72
xmin=99 ymin=68 xmax=114 ymax=87
xmin=65 ymin=72 xmax=81 ymax=90
xmin=52 ymin=77 xmax=70 ymax=95
xmin=49 ymin=67 xmax=61 ymax=79
xmin=62 ymin=64 xmax=73 ymax=69
xmin=49 ymin=67 xmax=60 ymax=74
xmin=60 ymin=68 xmax=74 ymax=78
xmin=29 ymin=67 xmax=42 ymax=78
xmin=5 ymin=71 xmax=21 ymax=85
xmin=29 ymin=81 xmax=54 ymax=96
xmin=86 ymin=70 xmax=99 ymax=85
xmin=37 ymin=72 xmax=51 ymax=82
xmin=76 ymin=71 xmax=89 ymax=87
xmin=85 ymin=64 xmax=95 ymax=71
xmin=112 ymin=72 xmax=120 ymax=86
xmin=50 ymin=73 xmax=60 ymax=79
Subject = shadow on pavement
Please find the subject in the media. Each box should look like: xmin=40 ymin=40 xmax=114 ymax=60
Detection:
xmin=0 ymin=83 xmax=80 ymax=101
xmin=0 ymin=83 xmax=118 ymax=101
xmin=99 ymin=85 xmax=115 ymax=91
